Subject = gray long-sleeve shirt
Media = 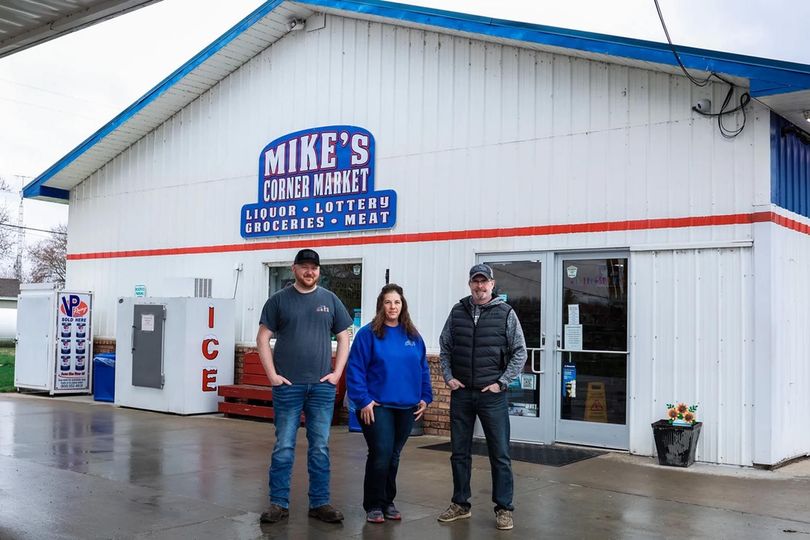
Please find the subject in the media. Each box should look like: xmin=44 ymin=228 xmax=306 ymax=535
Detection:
xmin=439 ymin=295 xmax=527 ymax=388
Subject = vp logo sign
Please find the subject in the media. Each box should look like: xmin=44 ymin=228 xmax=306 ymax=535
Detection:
xmin=59 ymin=295 xmax=89 ymax=318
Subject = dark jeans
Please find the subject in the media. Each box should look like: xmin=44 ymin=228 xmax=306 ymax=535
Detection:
xmin=358 ymin=405 xmax=416 ymax=511
xmin=450 ymin=388 xmax=513 ymax=511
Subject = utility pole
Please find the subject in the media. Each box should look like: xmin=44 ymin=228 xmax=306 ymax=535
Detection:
xmin=12 ymin=176 xmax=26 ymax=281
xmin=0 ymin=175 xmax=27 ymax=280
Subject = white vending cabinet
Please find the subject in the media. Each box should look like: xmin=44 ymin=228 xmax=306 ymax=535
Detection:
xmin=115 ymin=297 xmax=234 ymax=414
xmin=15 ymin=283 xmax=93 ymax=394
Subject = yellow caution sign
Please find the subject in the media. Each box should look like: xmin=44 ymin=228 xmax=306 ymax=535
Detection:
xmin=584 ymin=382 xmax=608 ymax=423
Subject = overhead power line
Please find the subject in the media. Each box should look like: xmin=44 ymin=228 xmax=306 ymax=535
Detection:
xmin=0 ymin=223 xmax=66 ymax=236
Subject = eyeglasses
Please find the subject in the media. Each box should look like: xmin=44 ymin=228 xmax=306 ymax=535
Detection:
xmin=469 ymin=278 xmax=491 ymax=285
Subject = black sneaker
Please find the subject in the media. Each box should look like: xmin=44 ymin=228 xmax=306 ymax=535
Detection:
xmin=308 ymin=504 xmax=344 ymax=523
xmin=260 ymin=503 xmax=289 ymax=523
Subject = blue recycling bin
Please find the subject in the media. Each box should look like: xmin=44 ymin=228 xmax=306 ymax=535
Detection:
xmin=93 ymin=353 xmax=116 ymax=402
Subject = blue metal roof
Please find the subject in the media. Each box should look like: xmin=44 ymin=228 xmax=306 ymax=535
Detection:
xmin=24 ymin=0 xmax=810 ymax=202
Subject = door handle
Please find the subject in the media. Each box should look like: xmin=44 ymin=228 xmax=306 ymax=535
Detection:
xmin=528 ymin=348 xmax=544 ymax=374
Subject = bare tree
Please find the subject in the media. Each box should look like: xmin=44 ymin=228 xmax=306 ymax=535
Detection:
xmin=0 ymin=177 xmax=13 ymax=263
xmin=28 ymin=224 xmax=67 ymax=286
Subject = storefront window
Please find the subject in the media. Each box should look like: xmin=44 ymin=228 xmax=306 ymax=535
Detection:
xmin=267 ymin=262 xmax=363 ymax=332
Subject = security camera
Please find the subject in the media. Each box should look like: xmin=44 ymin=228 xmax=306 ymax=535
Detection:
xmin=693 ymin=98 xmax=712 ymax=114
xmin=288 ymin=18 xmax=305 ymax=32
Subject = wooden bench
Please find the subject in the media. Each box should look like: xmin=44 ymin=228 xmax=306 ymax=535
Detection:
xmin=217 ymin=351 xmax=346 ymax=423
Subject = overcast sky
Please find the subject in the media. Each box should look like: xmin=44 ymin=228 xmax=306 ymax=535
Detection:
xmin=1 ymin=0 xmax=808 ymax=245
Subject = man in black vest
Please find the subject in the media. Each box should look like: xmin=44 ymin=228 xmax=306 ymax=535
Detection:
xmin=437 ymin=264 xmax=527 ymax=531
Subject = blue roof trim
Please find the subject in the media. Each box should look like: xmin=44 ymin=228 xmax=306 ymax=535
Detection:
xmin=296 ymin=0 xmax=810 ymax=97
xmin=771 ymin=112 xmax=810 ymax=218
xmin=25 ymin=0 xmax=810 ymax=201
xmin=22 ymin=0 xmax=286 ymax=201
xmin=28 ymin=185 xmax=70 ymax=201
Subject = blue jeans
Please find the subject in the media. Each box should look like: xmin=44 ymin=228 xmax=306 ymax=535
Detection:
xmin=450 ymin=388 xmax=513 ymax=511
xmin=269 ymin=382 xmax=336 ymax=509
xmin=357 ymin=405 xmax=415 ymax=511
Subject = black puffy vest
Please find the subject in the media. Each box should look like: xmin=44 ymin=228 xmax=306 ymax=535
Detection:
xmin=450 ymin=298 xmax=512 ymax=389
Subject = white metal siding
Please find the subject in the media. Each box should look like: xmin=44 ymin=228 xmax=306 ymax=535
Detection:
xmin=754 ymin=218 xmax=810 ymax=465
xmin=68 ymin=14 xmax=768 ymax=255
xmin=629 ymin=247 xmax=755 ymax=465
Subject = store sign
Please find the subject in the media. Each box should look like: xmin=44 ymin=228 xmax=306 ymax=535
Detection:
xmin=201 ymin=305 xmax=219 ymax=392
xmin=241 ymin=125 xmax=397 ymax=237
xmin=56 ymin=293 xmax=92 ymax=391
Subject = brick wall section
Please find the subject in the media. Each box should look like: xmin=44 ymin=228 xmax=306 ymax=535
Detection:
xmin=92 ymin=340 xmax=452 ymax=437
xmin=424 ymin=354 xmax=450 ymax=436
xmin=93 ymin=339 xmax=115 ymax=354
xmin=234 ymin=345 xmax=253 ymax=384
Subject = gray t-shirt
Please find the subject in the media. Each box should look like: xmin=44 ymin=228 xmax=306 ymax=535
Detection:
xmin=259 ymin=285 xmax=352 ymax=384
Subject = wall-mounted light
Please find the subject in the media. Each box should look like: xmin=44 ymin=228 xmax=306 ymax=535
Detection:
xmin=288 ymin=18 xmax=305 ymax=32
xmin=804 ymin=110 xmax=810 ymax=123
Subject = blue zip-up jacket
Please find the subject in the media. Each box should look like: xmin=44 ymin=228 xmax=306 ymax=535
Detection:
xmin=346 ymin=323 xmax=433 ymax=410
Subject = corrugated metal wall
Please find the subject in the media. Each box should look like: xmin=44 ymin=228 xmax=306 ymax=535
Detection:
xmin=771 ymin=113 xmax=810 ymax=218
xmin=68 ymin=14 xmax=766 ymax=253
xmin=67 ymin=13 xmax=768 ymax=338
xmin=629 ymin=247 xmax=755 ymax=465
xmin=756 ymin=221 xmax=810 ymax=464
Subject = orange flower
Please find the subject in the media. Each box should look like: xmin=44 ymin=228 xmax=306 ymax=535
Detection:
xmin=683 ymin=411 xmax=695 ymax=423
xmin=676 ymin=403 xmax=688 ymax=414
xmin=667 ymin=408 xmax=678 ymax=420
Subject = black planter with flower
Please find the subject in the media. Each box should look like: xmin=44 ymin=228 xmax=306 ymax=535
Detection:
xmin=652 ymin=402 xmax=702 ymax=467
xmin=651 ymin=420 xmax=702 ymax=467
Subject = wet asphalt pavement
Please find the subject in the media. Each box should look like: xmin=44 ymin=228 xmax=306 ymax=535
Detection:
xmin=2 ymin=393 xmax=810 ymax=539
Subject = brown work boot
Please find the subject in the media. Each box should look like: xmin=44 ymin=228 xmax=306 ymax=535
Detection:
xmin=495 ymin=509 xmax=514 ymax=530
xmin=308 ymin=504 xmax=344 ymax=523
xmin=259 ymin=503 xmax=288 ymax=523
xmin=437 ymin=503 xmax=471 ymax=522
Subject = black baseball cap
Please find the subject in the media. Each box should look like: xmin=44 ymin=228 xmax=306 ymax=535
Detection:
xmin=469 ymin=263 xmax=494 ymax=280
xmin=294 ymin=249 xmax=320 ymax=266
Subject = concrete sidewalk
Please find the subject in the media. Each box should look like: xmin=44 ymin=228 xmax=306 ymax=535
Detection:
xmin=1 ymin=393 xmax=809 ymax=539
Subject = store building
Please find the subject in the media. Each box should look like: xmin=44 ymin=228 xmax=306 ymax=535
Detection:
xmin=23 ymin=0 xmax=810 ymax=467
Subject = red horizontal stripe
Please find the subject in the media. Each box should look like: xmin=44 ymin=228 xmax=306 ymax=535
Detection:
xmin=64 ymin=210 xmax=794 ymax=261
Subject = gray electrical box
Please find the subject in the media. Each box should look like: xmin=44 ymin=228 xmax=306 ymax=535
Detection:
xmin=131 ymin=304 xmax=165 ymax=389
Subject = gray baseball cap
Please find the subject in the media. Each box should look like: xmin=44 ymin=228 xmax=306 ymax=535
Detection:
xmin=469 ymin=263 xmax=494 ymax=280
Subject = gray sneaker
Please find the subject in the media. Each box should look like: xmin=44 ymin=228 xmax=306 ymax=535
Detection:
xmin=495 ymin=509 xmax=513 ymax=530
xmin=437 ymin=503 xmax=471 ymax=522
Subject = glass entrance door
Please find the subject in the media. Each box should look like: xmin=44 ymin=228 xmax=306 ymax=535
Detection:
xmin=555 ymin=254 xmax=629 ymax=449
xmin=477 ymin=255 xmax=554 ymax=444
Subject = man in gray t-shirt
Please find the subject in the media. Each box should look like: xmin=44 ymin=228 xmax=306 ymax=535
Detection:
xmin=260 ymin=285 xmax=351 ymax=383
xmin=256 ymin=249 xmax=352 ymax=525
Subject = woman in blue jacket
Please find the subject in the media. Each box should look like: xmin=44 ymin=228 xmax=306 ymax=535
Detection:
xmin=347 ymin=283 xmax=433 ymax=523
